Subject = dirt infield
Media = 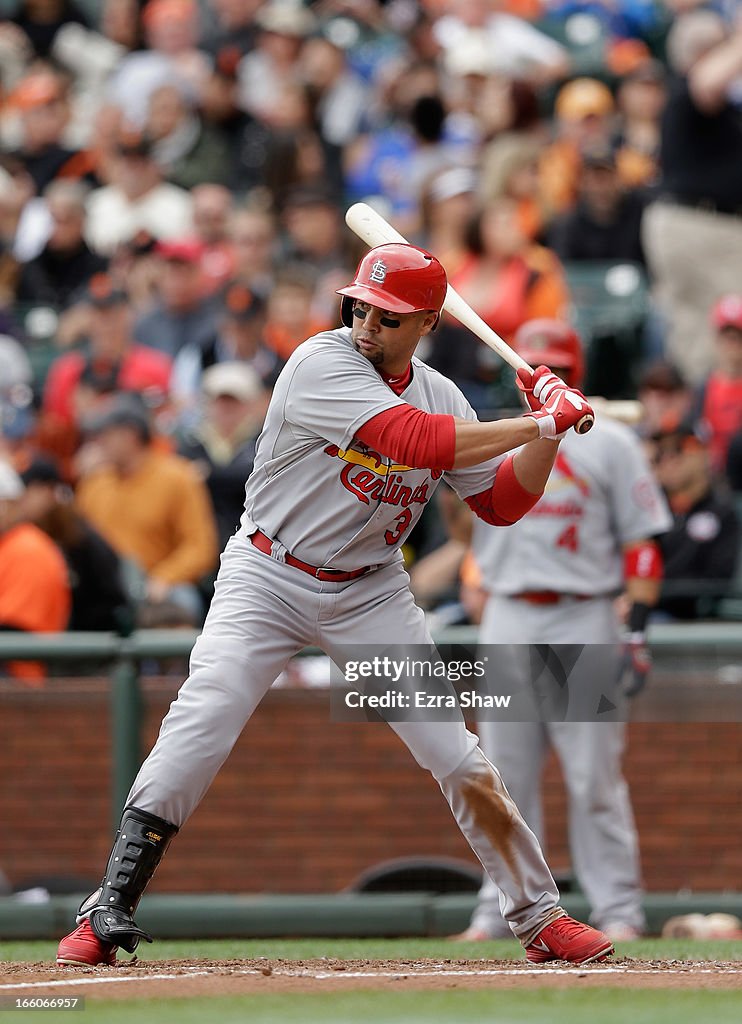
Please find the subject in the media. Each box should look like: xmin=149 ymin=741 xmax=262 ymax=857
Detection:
xmin=3 ymin=958 xmax=742 ymax=999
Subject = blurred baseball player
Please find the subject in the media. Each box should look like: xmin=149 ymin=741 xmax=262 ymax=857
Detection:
xmin=455 ymin=320 xmax=672 ymax=943
xmin=57 ymin=245 xmax=612 ymax=968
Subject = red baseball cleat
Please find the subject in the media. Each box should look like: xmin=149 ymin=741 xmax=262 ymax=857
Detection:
xmin=526 ymin=915 xmax=614 ymax=964
xmin=56 ymin=919 xmax=117 ymax=967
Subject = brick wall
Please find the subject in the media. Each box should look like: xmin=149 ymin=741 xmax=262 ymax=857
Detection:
xmin=0 ymin=679 xmax=739 ymax=893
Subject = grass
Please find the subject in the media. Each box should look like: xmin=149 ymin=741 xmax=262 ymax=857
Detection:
xmin=1 ymin=938 xmax=740 ymax=1023
xmin=2 ymin=991 xmax=742 ymax=1024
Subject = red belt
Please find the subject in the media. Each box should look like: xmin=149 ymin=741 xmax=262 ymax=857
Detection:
xmin=512 ymin=591 xmax=594 ymax=605
xmin=250 ymin=530 xmax=373 ymax=582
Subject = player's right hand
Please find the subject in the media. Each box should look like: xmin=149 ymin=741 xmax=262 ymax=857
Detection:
xmin=523 ymin=384 xmax=594 ymax=439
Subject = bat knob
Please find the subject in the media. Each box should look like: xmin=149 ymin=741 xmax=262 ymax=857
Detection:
xmin=575 ymin=413 xmax=594 ymax=435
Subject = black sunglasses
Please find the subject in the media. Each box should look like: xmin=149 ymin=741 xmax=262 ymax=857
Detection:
xmin=352 ymin=303 xmax=401 ymax=329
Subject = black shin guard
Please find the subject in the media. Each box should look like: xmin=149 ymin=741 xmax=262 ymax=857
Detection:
xmin=79 ymin=806 xmax=178 ymax=953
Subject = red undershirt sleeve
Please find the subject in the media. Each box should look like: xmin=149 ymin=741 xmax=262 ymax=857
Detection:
xmin=464 ymin=453 xmax=542 ymax=526
xmin=356 ymin=405 xmax=456 ymax=471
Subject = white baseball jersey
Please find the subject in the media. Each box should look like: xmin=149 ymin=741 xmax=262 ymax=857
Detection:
xmin=473 ymin=418 xmax=672 ymax=595
xmin=241 ymin=328 xmax=504 ymax=570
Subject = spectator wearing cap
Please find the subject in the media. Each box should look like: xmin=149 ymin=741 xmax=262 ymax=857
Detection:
xmin=16 ymin=179 xmax=106 ymax=309
xmin=548 ymin=143 xmax=647 ymax=265
xmin=144 ymin=83 xmax=233 ymax=191
xmin=42 ymin=274 xmax=172 ymax=436
xmin=171 ymin=281 xmax=280 ymax=418
xmin=84 ymin=132 xmax=194 ymax=257
xmin=178 ymin=362 xmax=267 ymax=551
xmin=133 ymin=239 xmax=221 ymax=357
xmin=6 ymin=71 xmax=82 ymax=195
xmin=76 ymin=395 xmax=218 ymax=626
xmin=648 ymin=418 xmax=740 ymax=620
xmin=19 ymin=457 xmax=130 ymax=632
xmin=642 ymin=10 xmax=742 ymax=383
xmin=0 ymin=461 xmax=70 ymax=683
xmin=693 ymin=296 xmax=742 ymax=476
xmin=638 ymin=361 xmax=693 ymax=439
xmin=540 ymin=77 xmax=616 ymax=215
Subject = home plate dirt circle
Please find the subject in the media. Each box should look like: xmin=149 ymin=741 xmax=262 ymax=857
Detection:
xmin=3 ymin=959 xmax=742 ymax=999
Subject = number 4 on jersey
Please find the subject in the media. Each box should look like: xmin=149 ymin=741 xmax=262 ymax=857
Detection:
xmin=556 ymin=523 xmax=579 ymax=553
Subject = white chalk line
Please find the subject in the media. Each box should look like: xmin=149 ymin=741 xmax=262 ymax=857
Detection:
xmin=0 ymin=972 xmax=215 ymax=991
xmin=2 ymin=965 xmax=742 ymax=992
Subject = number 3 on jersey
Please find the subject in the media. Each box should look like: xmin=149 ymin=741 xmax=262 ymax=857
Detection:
xmin=385 ymin=509 xmax=413 ymax=545
xmin=556 ymin=523 xmax=579 ymax=553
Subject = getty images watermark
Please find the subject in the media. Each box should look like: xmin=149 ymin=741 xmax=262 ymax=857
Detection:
xmin=330 ymin=643 xmax=627 ymax=723
xmin=342 ymin=655 xmax=511 ymax=712
xmin=329 ymin=643 xmax=742 ymax=723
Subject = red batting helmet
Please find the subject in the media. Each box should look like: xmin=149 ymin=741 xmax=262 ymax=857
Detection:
xmin=337 ymin=243 xmax=447 ymax=328
xmin=514 ymin=319 xmax=585 ymax=389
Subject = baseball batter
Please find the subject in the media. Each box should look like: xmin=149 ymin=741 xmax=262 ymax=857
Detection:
xmin=456 ymin=320 xmax=672 ymax=943
xmin=57 ymin=245 xmax=612 ymax=968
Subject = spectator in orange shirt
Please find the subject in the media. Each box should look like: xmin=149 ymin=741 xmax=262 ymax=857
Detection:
xmin=448 ymin=195 xmax=569 ymax=344
xmin=0 ymin=461 xmax=70 ymax=684
xmin=76 ymin=395 xmax=218 ymax=626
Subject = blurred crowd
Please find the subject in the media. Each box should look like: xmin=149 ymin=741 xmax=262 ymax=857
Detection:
xmin=1 ymin=0 xmax=742 ymax=665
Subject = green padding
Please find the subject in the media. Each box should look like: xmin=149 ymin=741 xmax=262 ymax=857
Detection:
xmin=0 ymin=901 xmax=55 ymax=939
xmin=4 ymin=893 xmax=742 ymax=940
xmin=133 ymin=894 xmax=430 ymax=938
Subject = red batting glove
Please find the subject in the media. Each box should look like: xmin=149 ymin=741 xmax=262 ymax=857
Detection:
xmin=516 ymin=365 xmax=567 ymax=413
xmin=524 ymin=386 xmax=594 ymax=439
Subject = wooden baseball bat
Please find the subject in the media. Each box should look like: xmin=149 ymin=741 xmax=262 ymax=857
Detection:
xmin=345 ymin=202 xmax=594 ymax=435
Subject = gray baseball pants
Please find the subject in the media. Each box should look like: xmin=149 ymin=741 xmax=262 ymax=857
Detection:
xmin=127 ymin=528 xmax=563 ymax=943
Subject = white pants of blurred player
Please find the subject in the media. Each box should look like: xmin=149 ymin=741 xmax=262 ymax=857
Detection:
xmin=469 ymin=593 xmax=645 ymax=936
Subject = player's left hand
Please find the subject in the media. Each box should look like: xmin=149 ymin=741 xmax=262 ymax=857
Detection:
xmin=617 ymin=632 xmax=652 ymax=697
